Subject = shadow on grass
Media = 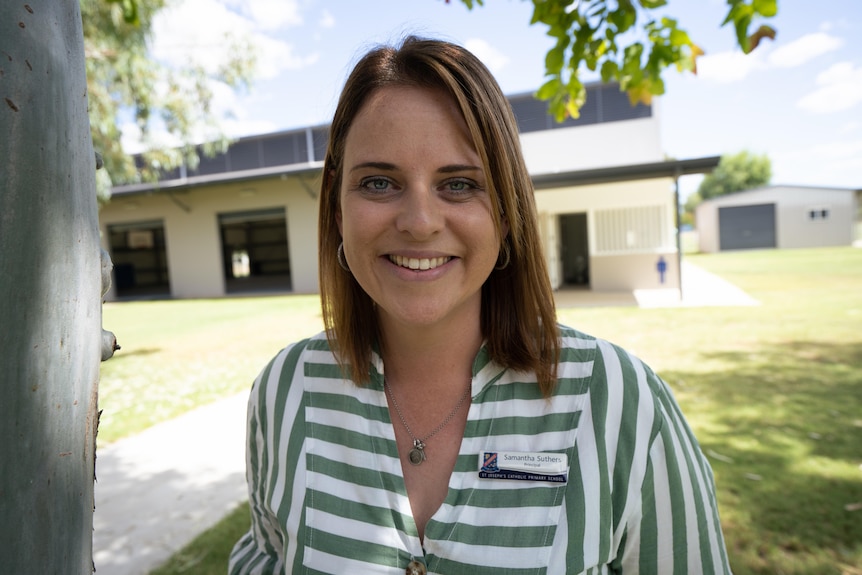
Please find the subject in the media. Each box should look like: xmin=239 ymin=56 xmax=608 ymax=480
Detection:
xmin=662 ymin=340 xmax=862 ymax=575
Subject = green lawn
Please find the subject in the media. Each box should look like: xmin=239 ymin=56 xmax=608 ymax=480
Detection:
xmin=99 ymin=294 xmax=325 ymax=444
xmin=99 ymin=247 xmax=862 ymax=575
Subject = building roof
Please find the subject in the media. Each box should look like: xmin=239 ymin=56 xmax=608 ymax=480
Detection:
xmin=531 ymin=156 xmax=722 ymax=189
xmin=111 ymin=160 xmax=324 ymax=196
xmin=112 ymin=84 xmax=657 ymax=197
xmin=697 ymin=184 xmax=862 ymax=206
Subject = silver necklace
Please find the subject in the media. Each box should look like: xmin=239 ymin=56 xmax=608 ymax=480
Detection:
xmin=385 ymin=378 xmax=471 ymax=466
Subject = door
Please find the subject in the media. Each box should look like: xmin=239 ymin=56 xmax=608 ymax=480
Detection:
xmin=219 ymin=208 xmax=292 ymax=293
xmin=718 ymin=203 xmax=776 ymax=250
xmin=560 ymin=213 xmax=590 ymax=286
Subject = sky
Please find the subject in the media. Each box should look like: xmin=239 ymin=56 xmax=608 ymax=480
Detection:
xmin=141 ymin=0 xmax=862 ymax=198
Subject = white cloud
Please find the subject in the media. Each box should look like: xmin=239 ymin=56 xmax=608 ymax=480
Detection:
xmin=696 ymin=30 xmax=844 ymax=84
xmin=697 ymin=50 xmax=766 ymax=83
xmin=808 ymin=139 xmax=862 ymax=175
xmin=253 ymin=37 xmax=319 ymax=79
xmin=319 ymin=9 xmax=335 ymax=29
xmin=151 ymin=0 xmax=248 ymax=73
xmin=463 ymin=38 xmax=509 ymax=74
xmin=797 ymin=62 xmax=862 ymax=114
xmin=772 ymin=138 xmax=862 ymax=187
xmin=767 ymin=32 xmax=843 ymax=68
xmin=222 ymin=0 xmax=302 ymax=30
xmin=841 ymin=120 xmax=860 ymax=134
xmin=151 ymin=0 xmax=316 ymax=80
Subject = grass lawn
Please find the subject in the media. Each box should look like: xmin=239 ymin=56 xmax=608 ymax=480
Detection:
xmin=99 ymin=294 xmax=325 ymax=444
xmin=99 ymin=247 xmax=862 ymax=575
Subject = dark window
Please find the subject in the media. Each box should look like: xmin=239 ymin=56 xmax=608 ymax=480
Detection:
xmin=193 ymin=151 xmax=228 ymax=176
xmin=312 ymin=126 xmax=329 ymax=163
xmin=261 ymin=132 xmax=308 ymax=167
xmin=228 ymin=139 xmax=262 ymax=172
xmin=510 ymin=83 xmax=652 ymax=134
xmin=809 ymin=209 xmax=829 ymax=220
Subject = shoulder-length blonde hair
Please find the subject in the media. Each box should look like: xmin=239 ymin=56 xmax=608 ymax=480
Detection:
xmin=319 ymin=36 xmax=560 ymax=396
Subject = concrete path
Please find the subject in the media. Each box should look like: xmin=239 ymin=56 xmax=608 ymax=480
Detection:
xmin=635 ymin=260 xmax=760 ymax=308
xmin=93 ymin=393 xmax=249 ymax=575
xmin=91 ymin=261 xmax=757 ymax=575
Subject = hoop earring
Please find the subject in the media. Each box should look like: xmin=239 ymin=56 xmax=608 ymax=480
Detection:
xmin=495 ymin=241 xmax=511 ymax=270
xmin=337 ymin=241 xmax=351 ymax=272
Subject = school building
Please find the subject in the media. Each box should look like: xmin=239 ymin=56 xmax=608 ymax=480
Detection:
xmin=98 ymin=83 xmax=719 ymax=301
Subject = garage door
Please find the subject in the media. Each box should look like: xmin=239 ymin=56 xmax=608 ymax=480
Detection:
xmin=718 ymin=203 xmax=776 ymax=250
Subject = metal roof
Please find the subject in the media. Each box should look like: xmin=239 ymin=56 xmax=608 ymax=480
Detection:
xmin=111 ymin=156 xmax=721 ymax=197
xmin=531 ymin=156 xmax=722 ymax=189
xmin=111 ymin=161 xmax=324 ymax=196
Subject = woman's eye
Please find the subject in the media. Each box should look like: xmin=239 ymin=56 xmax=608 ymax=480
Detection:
xmin=360 ymin=178 xmax=392 ymax=192
xmin=443 ymin=179 xmax=477 ymax=194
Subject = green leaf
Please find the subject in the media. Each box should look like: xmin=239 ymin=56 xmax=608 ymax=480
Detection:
xmin=669 ymin=27 xmax=691 ymax=47
xmin=600 ymin=59 xmax=619 ymax=82
xmin=738 ymin=20 xmax=753 ymax=52
xmin=637 ymin=0 xmax=667 ymax=8
xmin=537 ymin=77 xmax=563 ymax=101
xmin=753 ymin=0 xmax=778 ymax=17
xmin=565 ymin=98 xmax=582 ymax=120
xmin=609 ymin=5 xmax=636 ymax=33
xmin=105 ymin=0 xmax=139 ymax=25
xmin=545 ymin=43 xmax=567 ymax=75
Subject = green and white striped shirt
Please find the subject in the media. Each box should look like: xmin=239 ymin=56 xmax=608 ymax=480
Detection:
xmin=229 ymin=326 xmax=731 ymax=574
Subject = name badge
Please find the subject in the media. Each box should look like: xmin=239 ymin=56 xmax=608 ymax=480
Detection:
xmin=478 ymin=451 xmax=568 ymax=483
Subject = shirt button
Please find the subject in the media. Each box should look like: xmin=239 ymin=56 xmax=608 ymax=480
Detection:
xmin=406 ymin=559 xmax=427 ymax=575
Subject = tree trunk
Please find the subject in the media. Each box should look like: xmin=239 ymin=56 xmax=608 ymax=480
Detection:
xmin=0 ymin=1 xmax=101 ymax=572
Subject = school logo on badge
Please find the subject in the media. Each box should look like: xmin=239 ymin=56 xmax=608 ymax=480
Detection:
xmin=481 ymin=452 xmax=499 ymax=472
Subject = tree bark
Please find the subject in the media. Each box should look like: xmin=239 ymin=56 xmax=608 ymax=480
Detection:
xmin=0 ymin=1 xmax=101 ymax=572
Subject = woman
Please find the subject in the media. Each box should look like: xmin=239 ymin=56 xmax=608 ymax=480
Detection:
xmin=229 ymin=36 xmax=732 ymax=575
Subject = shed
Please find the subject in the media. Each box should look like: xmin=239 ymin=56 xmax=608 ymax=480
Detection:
xmin=695 ymin=185 xmax=859 ymax=253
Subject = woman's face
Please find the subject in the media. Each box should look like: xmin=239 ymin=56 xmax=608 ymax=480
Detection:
xmin=338 ymin=85 xmax=506 ymax=332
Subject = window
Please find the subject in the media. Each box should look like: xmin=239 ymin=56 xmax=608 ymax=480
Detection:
xmin=594 ymin=205 xmax=673 ymax=255
xmin=808 ymin=206 xmax=830 ymax=221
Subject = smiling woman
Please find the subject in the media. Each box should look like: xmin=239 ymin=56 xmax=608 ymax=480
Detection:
xmin=228 ymin=36 xmax=732 ymax=575
xmin=338 ymin=84 xmax=503 ymax=337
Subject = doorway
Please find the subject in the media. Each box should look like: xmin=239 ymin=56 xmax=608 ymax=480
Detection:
xmin=219 ymin=208 xmax=292 ymax=293
xmin=107 ymin=221 xmax=171 ymax=298
xmin=560 ymin=213 xmax=590 ymax=286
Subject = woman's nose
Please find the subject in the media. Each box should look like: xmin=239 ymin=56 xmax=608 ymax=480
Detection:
xmin=395 ymin=185 xmax=443 ymax=239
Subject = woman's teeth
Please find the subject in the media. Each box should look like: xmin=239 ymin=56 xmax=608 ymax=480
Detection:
xmin=389 ymin=255 xmax=451 ymax=270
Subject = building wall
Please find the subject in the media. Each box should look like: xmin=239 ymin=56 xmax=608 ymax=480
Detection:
xmin=100 ymin=91 xmax=672 ymax=299
xmin=590 ymin=253 xmax=679 ymax=291
xmin=696 ymin=186 xmax=856 ymax=253
xmin=520 ymin=117 xmax=663 ymax=174
xmin=100 ymin=175 xmax=319 ymax=300
xmin=535 ymin=179 xmax=678 ymax=291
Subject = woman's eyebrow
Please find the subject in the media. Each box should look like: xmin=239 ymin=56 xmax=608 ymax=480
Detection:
xmin=348 ymin=162 xmax=482 ymax=174
xmin=437 ymin=164 xmax=483 ymax=174
xmin=348 ymin=161 xmax=397 ymax=173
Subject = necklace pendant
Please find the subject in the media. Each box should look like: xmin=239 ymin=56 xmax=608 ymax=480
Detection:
xmin=408 ymin=439 xmax=426 ymax=466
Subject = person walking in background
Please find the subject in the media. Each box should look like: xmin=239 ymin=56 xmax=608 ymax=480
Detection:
xmin=228 ymin=36 xmax=732 ymax=574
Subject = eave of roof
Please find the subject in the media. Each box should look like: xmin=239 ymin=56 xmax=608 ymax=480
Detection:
xmin=110 ymin=161 xmax=325 ymax=197
xmin=110 ymin=156 xmax=721 ymax=197
xmin=531 ymin=156 xmax=721 ymax=189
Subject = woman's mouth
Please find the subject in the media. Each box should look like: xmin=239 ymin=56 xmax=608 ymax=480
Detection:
xmin=388 ymin=255 xmax=452 ymax=270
